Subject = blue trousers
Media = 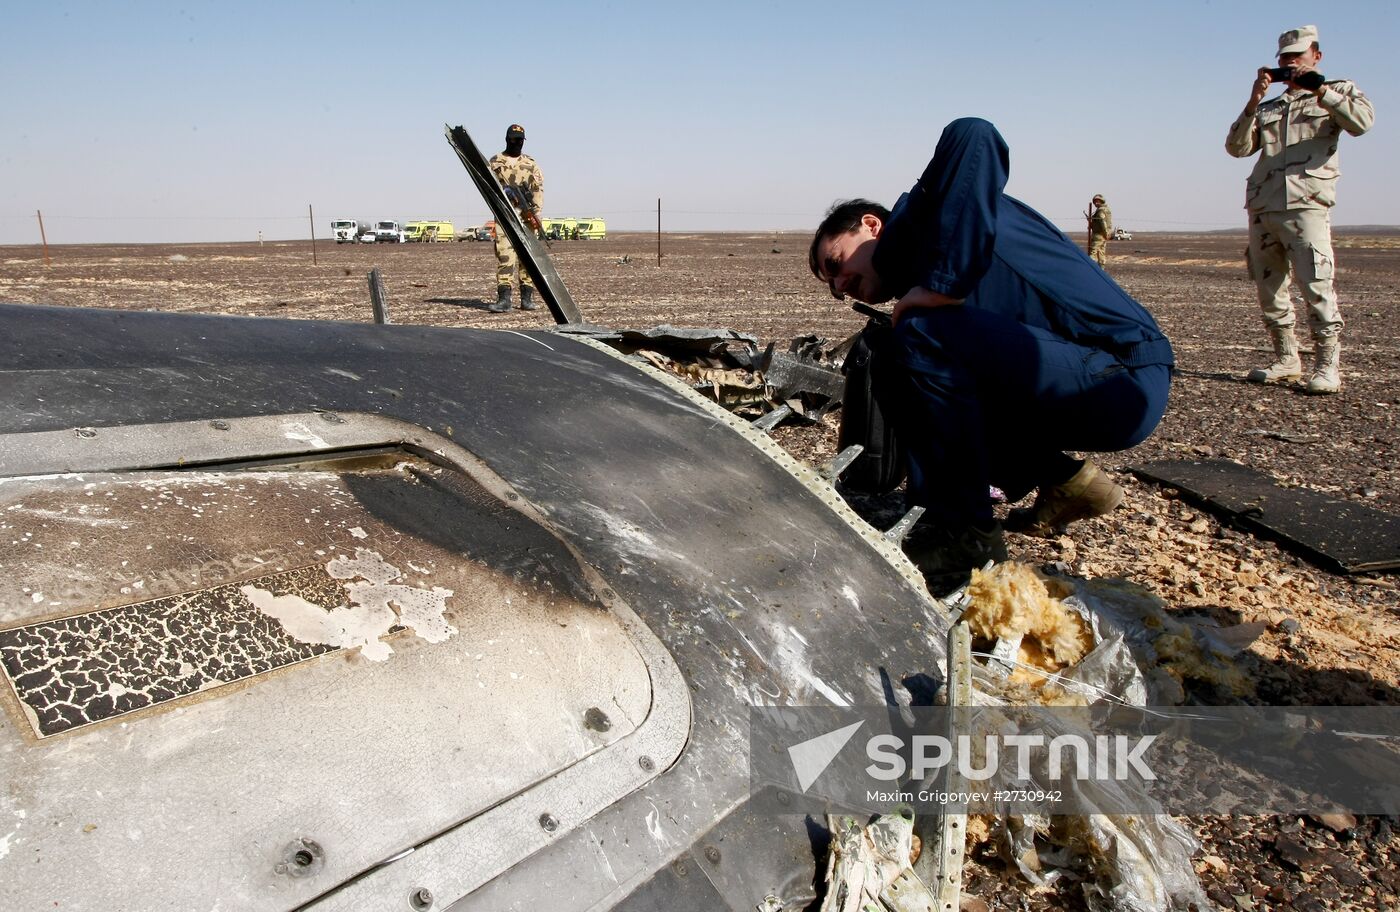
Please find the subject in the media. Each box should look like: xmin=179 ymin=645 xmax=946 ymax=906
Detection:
xmin=879 ymin=306 xmax=1171 ymax=528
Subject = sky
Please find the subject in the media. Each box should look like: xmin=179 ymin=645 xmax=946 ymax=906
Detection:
xmin=2 ymin=1 xmax=1395 ymax=245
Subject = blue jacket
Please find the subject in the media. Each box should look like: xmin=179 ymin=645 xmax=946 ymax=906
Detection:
xmin=872 ymin=118 xmax=1174 ymax=369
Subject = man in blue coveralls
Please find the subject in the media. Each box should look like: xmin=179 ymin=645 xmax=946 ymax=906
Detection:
xmin=809 ymin=118 xmax=1173 ymax=592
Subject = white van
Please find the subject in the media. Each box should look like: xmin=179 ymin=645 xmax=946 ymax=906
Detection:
xmin=374 ymin=220 xmax=406 ymax=244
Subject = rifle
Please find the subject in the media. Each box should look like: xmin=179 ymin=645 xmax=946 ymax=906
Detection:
xmin=503 ymin=186 xmax=549 ymax=245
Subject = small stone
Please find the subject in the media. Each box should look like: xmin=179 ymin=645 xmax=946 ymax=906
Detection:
xmin=1193 ymin=444 xmax=1216 ymax=457
xmin=1199 ymin=854 xmax=1229 ymax=874
xmin=1312 ymin=812 xmax=1357 ymax=833
xmin=1332 ymin=865 xmax=1366 ymax=887
xmin=1189 ymin=518 xmax=1211 ymax=534
xmin=958 ymin=898 xmax=990 ymax=912
xmin=1279 ymin=618 xmax=1302 ymax=634
xmin=1275 ymin=834 xmax=1322 ymax=870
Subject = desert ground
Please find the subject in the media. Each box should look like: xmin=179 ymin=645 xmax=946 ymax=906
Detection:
xmin=2 ymin=232 xmax=1398 ymax=909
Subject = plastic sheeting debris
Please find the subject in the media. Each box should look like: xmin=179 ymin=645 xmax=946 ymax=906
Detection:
xmin=954 ymin=564 xmax=1215 ymax=911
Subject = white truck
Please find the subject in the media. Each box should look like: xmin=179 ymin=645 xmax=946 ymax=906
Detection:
xmin=373 ymin=220 xmax=407 ymax=244
xmin=331 ymin=219 xmax=368 ymax=244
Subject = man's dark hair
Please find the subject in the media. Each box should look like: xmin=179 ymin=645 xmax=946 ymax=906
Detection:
xmin=808 ymin=198 xmax=890 ymax=278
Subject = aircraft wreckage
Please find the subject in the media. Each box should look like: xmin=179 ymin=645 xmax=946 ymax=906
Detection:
xmin=0 ymin=125 xmax=961 ymax=910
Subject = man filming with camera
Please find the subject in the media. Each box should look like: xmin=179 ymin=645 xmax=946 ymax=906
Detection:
xmin=1226 ymin=25 xmax=1374 ymax=394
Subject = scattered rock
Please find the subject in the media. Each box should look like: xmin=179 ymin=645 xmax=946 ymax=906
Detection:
xmin=1275 ymin=834 xmax=1322 ymax=870
xmin=1311 ymin=812 xmax=1356 ymax=833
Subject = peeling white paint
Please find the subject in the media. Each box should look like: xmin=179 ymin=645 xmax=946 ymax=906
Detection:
xmin=349 ymin=527 xmax=368 ymax=539
xmin=242 ymin=549 xmax=455 ymax=662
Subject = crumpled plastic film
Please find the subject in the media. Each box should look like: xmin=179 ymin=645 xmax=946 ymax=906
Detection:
xmin=956 ymin=566 xmax=1211 ymax=911
xmin=821 ymin=809 xmax=936 ymax=912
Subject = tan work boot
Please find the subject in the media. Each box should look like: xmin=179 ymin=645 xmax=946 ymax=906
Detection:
xmin=1305 ymin=338 xmax=1342 ymax=395
xmin=1246 ymin=326 xmax=1303 ymax=384
xmin=1005 ymin=459 xmax=1125 ymax=537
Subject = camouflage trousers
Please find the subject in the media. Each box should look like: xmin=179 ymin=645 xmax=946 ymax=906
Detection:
xmin=1087 ymin=232 xmax=1108 ymax=266
xmin=492 ymin=234 xmax=535 ymax=289
xmin=1246 ymin=209 xmax=1342 ymax=339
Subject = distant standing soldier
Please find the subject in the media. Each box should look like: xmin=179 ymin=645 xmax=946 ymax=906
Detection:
xmin=487 ymin=123 xmax=544 ymax=313
xmin=1226 ymin=25 xmax=1373 ymax=394
xmin=1086 ymin=194 xmax=1112 ymax=266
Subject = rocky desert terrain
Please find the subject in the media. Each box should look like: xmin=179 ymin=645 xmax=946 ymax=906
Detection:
xmin=2 ymin=231 xmax=1397 ymax=909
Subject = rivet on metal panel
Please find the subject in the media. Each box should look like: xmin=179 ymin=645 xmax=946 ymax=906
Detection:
xmin=704 ymin=845 xmax=721 ymax=864
xmin=775 ymin=789 xmax=792 ymax=807
xmin=638 ymin=755 xmax=656 ymax=772
xmin=210 ymin=419 xmax=231 ymax=431
xmin=757 ymin=894 xmax=785 ymax=912
xmin=276 ymin=837 xmax=324 ymax=878
xmin=75 ymin=427 xmax=97 ymax=439
xmin=539 ymin=813 xmax=559 ymax=833
xmin=600 ymin=588 xmax=615 ymax=600
xmin=506 ymin=492 xmax=520 ymax=501
xmin=583 ymin=707 xmax=612 ymax=732
xmin=319 ymin=412 xmax=346 ymax=424
xmin=409 ymin=887 xmax=434 ymax=910
xmin=673 ymin=860 xmax=690 ymax=877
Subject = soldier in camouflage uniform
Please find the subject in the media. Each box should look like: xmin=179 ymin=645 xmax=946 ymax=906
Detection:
xmin=487 ymin=124 xmax=545 ymax=313
xmin=1226 ymin=25 xmax=1373 ymax=394
xmin=1086 ymin=194 xmax=1112 ymax=266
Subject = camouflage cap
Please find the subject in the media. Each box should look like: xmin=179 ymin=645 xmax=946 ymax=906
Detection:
xmin=506 ymin=124 xmax=526 ymax=139
xmin=1093 ymin=194 xmax=1105 ymax=203
xmin=1277 ymin=25 xmax=1318 ymax=56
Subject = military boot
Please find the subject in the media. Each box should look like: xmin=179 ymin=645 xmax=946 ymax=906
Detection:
xmin=1004 ymin=459 xmax=1125 ymax=537
xmin=1246 ymin=326 xmax=1303 ymax=384
xmin=519 ymin=285 xmax=539 ymax=311
xmin=903 ymin=520 xmax=1008 ymax=597
xmin=489 ymin=285 xmax=511 ymax=313
xmin=1305 ymin=338 xmax=1342 ymax=395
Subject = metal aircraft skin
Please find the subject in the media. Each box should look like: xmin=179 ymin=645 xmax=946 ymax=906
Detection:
xmin=0 ymin=126 xmax=952 ymax=911
xmin=0 ymin=301 xmax=950 ymax=910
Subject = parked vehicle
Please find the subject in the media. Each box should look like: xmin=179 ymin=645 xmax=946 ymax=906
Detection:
xmin=374 ymin=220 xmax=406 ymax=244
xmin=331 ymin=219 xmax=368 ymax=244
xmin=543 ymin=218 xmax=579 ymax=241
xmin=574 ymin=218 xmax=606 ymax=240
xmin=406 ymin=220 xmax=455 ymax=242
xmin=1113 ymin=227 xmax=1133 ymax=241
